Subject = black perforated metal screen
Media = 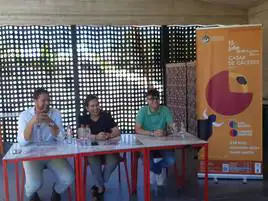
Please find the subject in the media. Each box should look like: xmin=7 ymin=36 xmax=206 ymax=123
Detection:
xmin=168 ymin=25 xmax=199 ymax=63
xmin=0 ymin=25 xmax=200 ymax=142
xmin=0 ymin=25 xmax=169 ymax=142
xmin=76 ymin=25 xmax=163 ymax=134
xmin=0 ymin=25 xmax=77 ymax=142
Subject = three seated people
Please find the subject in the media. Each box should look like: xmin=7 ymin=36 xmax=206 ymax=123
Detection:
xmin=17 ymin=88 xmax=177 ymax=201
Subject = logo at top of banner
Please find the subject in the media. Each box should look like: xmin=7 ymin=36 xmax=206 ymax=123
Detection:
xmin=206 ymin=70 xmax=253 ymax=116
xmin=201 ymin=35 xmax=224 ymax=44
xmin=201 ymin=35 xmax=210 ymax=44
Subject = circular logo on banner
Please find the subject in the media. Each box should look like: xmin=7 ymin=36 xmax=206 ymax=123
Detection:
xmin=229 ymin=121 xmax=238 ymax=129
xmin=230 ymin=129 xmax=238 ymax=137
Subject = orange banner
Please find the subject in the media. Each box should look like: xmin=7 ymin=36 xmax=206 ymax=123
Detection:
xmin=196 ymin=25 xmax=263 ymax=175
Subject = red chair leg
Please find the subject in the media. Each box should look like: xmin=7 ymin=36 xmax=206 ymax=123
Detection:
xmin=131 ymin=152 xmax=138 ymax=194
xmin=181 ymin=149 xmax=186 ymax=187
xmin=174 ymin=163 xmax=181 ymax=187
xmin=123 ymin=156 xmax=131 ymax=197
xmin=21 ymin=167 xmax=25 ymax=201
xmin=83 ymin=157 xmax=88 ymax=200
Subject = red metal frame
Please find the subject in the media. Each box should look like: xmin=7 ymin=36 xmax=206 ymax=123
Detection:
xmin=75 ymin=154 xmax=82 ymax=201
xmin=181 ymin=148 xmax=186 ymax=186
xmin=3 ymin=143 xmax=208 ymax=201
xmin=3 ymin=159 xmax=9 ymax=201
xmin=0 ymin=126 xmax=3 ymax=156
xmin=119 ymin=153 xmax=131 ymax=195
xmin=15 ymin=162 xmax=20 ymax=201
xmin=139 ymin=143 xmax=208 ymax=201
xmin=143 ymin=148 xmax=150 ymax=201
xmin=131 ymin=152 xmax=138 ymax=194
xmin=19 ymin=163 xmax=73 ymax=201
xmin=82 ymin=152 xmax=131 ymax=199
xmin=78 ymin=148 xmax=144 ymax=201
xmin=3 ymin=154 xmax=80 ymax=201
xmin=77 ymin=143 xmax=208 ymax=201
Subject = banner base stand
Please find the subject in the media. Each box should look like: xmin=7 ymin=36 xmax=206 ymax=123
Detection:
xmin=198 ymin=173 xmax=263 ymax=182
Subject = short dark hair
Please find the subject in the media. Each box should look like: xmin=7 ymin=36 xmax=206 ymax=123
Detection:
xmin=33 ymin=88 xmax=49 ymax=100
xmin=146 ymin=88 xmax=160 ymax=98
xmin=84 ymin=94 xmax=98 ymax=108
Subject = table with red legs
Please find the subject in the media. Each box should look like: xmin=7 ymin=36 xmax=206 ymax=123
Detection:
xmin=76 ymin=134 xmax=145 ymax=201
xmin=3 ymin=133 xmax=208 ymax=201
xmin=132 ymin=134 xmax=208 ymax=201
xmin=2 ymin=142 xmax=81 ymax=201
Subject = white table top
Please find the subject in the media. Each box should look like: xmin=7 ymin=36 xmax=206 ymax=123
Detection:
xmin=77 ymin=134 xmax=145 ymax=155
xmin=3 ymin=134 xmax=143 ymax=161
xmin=135 ymin=133 xmax=207 ymax=148
xmin=3 ymin=133 xmax=207 ymax=161
xmin=3 ymin=141 xmax=79 ymax=161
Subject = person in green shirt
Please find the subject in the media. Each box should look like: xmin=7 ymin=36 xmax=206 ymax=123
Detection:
xmin=135 ymin=88 xmax=176 ymax=186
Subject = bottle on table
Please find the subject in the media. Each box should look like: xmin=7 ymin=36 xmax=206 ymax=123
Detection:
xmin=67 ymin=125 xmax=73 ymax=144
xmin=170 ymin=122 xmax=179 ymax=135
xmin=85 ymin=125 xmax=91 ymax=144
xmin=179 ymin=122 xmax=186 ymax=139
xmin=78 ymin=124 xmax=85 ymax=140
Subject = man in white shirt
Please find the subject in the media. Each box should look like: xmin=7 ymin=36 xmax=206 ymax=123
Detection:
xmin=17 ymin=88 xmax=74 ymax=201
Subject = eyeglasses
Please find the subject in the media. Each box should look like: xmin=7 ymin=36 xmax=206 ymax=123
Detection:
xmin=147 ymin=96 xmax=160 ymax=101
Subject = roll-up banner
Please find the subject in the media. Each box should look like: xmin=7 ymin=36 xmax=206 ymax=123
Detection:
xmin=196 ymin=25 xmax=263 ymax=179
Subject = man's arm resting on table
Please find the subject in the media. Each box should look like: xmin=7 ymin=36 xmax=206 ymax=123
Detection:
xmin=135 ymin=123 xmax=153 ymax=136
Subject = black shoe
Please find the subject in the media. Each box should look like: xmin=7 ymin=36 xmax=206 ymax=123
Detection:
xmin=98 ymin=187 xmax=105 ymax=196
xmin=91 ymin=185 xmax=106 ymax=201
xmin=156 ymin=186 xmax=166 ymax=198
xmin=29 ymin=192 xmax=41 ymax=201
xmin=51 ymin=187 xmax=61 ymax=201
xmin=91 ymin=185 xmax=100 ymax=201
xmin=91 ymin=185 xmax=98 ymax=194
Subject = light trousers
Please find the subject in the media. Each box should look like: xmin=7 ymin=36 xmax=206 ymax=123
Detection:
xmin=23 ymin=159 xmax=74 ymax=198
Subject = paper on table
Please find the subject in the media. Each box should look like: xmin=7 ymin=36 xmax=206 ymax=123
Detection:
xmin=104 ymin=135 xmax=143 ymax=145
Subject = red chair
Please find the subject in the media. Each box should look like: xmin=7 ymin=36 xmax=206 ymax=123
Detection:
xmin=20 ymin=166 xmax=72 ymax=201
xmin=83 ymin=152 xmax=131 ymax=200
